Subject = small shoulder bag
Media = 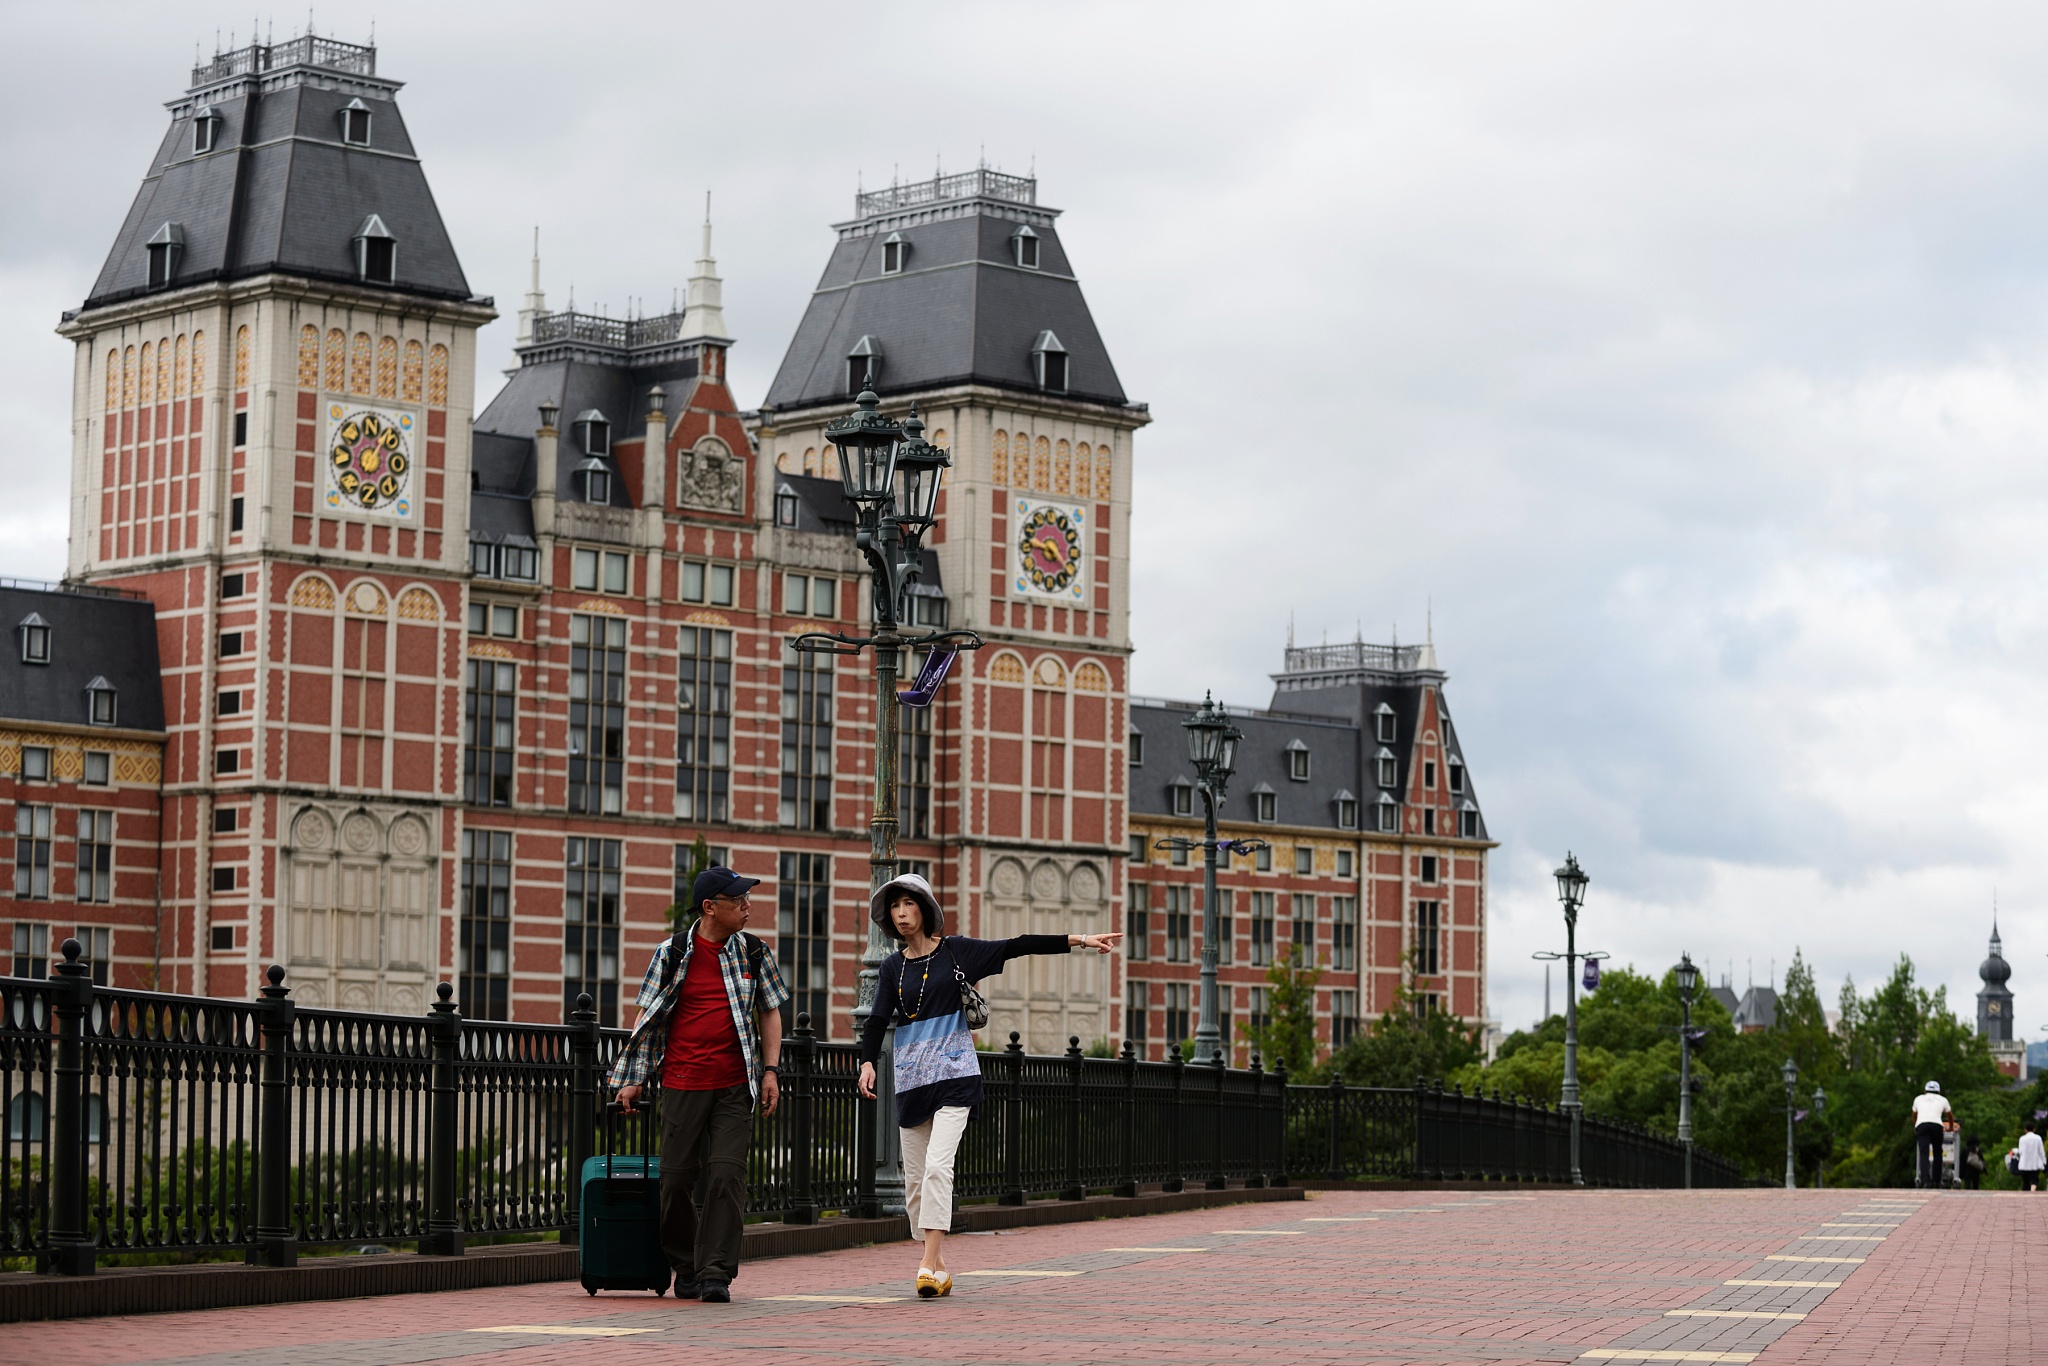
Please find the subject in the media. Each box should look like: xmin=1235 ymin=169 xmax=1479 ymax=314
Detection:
xmin=945 ymin=941 xmax=990 ymax=1030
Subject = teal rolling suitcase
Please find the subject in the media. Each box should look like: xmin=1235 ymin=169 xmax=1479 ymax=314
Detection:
xmin=579 ymin=1104 xmax=672 ymax=1296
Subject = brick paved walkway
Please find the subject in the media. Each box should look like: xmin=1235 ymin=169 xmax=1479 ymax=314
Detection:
xmin=5 ymin=1188 xmax=2041 ymax=1365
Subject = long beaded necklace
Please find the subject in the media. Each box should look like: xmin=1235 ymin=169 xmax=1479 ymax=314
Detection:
xmin=901 ymin=938 xmax=943 ymax=1020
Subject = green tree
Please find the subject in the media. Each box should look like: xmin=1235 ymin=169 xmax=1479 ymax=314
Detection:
xmin=1239 ymin=945 xmax=1322 ymax=1076
xmin=1321 ymin=982 xmax=1483 ymax=1087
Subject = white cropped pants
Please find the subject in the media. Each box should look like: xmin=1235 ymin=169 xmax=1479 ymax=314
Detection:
xmin=900 ymin=1106 xmax=972 ymax=1233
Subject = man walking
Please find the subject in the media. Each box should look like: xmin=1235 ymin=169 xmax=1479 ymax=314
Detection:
xmin=2013 ymin=1122 xmax=2046 ymax=1192
xmin=1910 ymin=1081 xmax=1952 ymax=1188
xmin=612 ymin=867 xmax=789 ymax=1302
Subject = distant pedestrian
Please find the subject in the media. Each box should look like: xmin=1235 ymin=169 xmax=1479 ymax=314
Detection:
xmin=1960 ymin=1136 xmax=1986 ymax=1190
xmin=1910 ymin=1081 xmax=1952 ymax=1188
xmin=2013 ymin=1122 xmax=2046 ymax=1192
xmin=611 ymin=867 xmax=790 ymax=1303
xmin=855 ymin=872 xmax=1119 ymax=1299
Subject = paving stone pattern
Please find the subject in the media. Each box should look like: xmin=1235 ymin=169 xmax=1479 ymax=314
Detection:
xmin=5 ymin=1188 xmax=2042 ymax=1365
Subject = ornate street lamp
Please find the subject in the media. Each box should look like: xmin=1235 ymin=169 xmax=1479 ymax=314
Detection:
xmin=795 ymin=381 xmax=981 ymax=1218
xmin=1782 ymin=1056 xmax=1800 ymax=1189
xmin=1181 ymin=692 xmax=1244 ymax=1070
xmin=1676 ymin=951 xmax=1700 ymax=1189
xmin=1534 ymin=853 xmax=1591 ymax=1185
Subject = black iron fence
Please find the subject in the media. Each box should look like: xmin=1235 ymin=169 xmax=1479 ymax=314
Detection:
xmin=2 ymin=947 xmax=1738 ymax=1273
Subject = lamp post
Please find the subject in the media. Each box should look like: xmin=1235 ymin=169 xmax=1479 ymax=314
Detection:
xmin=1530 ymin=854 xmax=1591 ymax=1185
xmin=1781 ymin=1056 xmax=1800 ymax=1190
xmin=796 ymin=381 xmax=979 ymax=1217
xmin=1182 ymin=693 xmax=1242 ymax=1068
xmin=1676 ymin=951 xmax=1699 ymax=1190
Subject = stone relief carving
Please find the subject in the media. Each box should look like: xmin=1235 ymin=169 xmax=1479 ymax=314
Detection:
xmin=1030 ymin=860 xmax=1064 ymax=902
xmin=676 ymin=436 xmax=745 ymax=513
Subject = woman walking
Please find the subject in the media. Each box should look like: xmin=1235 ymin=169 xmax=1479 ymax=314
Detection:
xmin=856 ymin=871 xmax=1119 ymax=1299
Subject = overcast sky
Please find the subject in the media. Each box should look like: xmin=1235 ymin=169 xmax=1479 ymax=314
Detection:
xmin=7 ymin=2 xmax=2046 ymax=1033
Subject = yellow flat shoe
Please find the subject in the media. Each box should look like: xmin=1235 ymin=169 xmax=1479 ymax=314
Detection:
xmin=935 ymin=1271 xmax=953 ymax=1297
xmin=917 ymin=1269 xmax=942 ymax=1299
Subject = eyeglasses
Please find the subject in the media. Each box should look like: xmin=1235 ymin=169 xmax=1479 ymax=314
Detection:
xmin=704 ymin=892 xmax=752 ymax=907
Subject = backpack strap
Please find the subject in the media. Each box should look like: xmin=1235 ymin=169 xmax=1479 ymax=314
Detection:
xmin=658 ymin=929 xmax=692 ymax=993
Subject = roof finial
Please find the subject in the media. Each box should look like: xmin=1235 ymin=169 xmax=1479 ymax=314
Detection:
xmin=680 ymin=192 xmax=729 ymax=343
xmin=1286 ymin=610 xmax=1294 ymax=650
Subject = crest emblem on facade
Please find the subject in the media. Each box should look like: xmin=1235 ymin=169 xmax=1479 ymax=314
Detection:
xmin=326 ymin=404 xmax=414 ymax=517
xmin=1014 ymin=500 xmax=1086 ymax=602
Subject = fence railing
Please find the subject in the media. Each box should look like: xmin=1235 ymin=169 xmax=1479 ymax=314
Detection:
xmin=2 ymin=947 xmax=1739 ymax=1273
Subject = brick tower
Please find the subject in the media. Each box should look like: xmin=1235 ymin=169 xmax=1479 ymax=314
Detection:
xmin=59 ymin=36 xmax=494 ymax=1006
xmin=756 ymin=169 xmax=1150 ymax=1051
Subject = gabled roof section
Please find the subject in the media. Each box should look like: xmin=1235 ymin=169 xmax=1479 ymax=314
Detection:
xmin=80 ymin=36 xmax=473 ymax=310
xmin=0 ymin=583 xmax=164 ymax=732
xmin=764 ymin=169 xmax=1129 ymax=410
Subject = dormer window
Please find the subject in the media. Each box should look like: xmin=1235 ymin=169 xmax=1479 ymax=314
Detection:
xmin=575 ymin=409 xmax=610 ymax=456
xmin=1375 ymin=746 xmax=1398 ymax=789
xmin=1374 ymin=701 xmax=1396 ymax=743
xmin=192 ymin=106 xmax=222 ymax=154
xmin=18 ymin=613 xmax=51 ymax=665
xmin=1334 ymin=790 xmax=1358 ymax=830
xmin=1169 ymin=777 xmax=1193 ymax=817
xmin=575 ymin=457 xmax=612 ymax=505
xmin=1032 ymin=330 xmax=1068 ymax=392
xmin=1011 ymin=224 xmax=1040 ymax=269
xmin=1447 ymin=756 xmax=1465 ymax=793
xmin=340 ymin=97 xmax=372 ymax=146
xmin=1376 ymin=792 xmax=1400 ymax=832
xmin=1459 ymin=799 xmax=1480 ymax=839
xmin=1286 ymin=738 xmax=1310 ymax=781
xmin=353 ymin=214 xmax=396 ymax=284
xmin=846 ymin=335 xmax=881 ymax=394
xmin=145 ymin=222 xmax=185 ymax=290
xmin=882 ymin=232 xmax=908 ymax=274
xmin=1252 ymin=783 xmax=1277 ymax=823
xmin=775 ymin=486 xmax=799 ymax=527
xmin=85 ymin=676 xmax=118 ymax=727
xmin=1129 ymin=732 xmax=1144 ymax=766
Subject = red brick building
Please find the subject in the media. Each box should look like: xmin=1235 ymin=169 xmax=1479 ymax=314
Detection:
xmin=5 ymin=37 xmax=1492 ymax=1065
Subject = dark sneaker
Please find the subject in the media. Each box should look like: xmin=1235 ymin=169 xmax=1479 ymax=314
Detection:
xmin=699 ymin=1282 xmax=731 ymax=1303
xmin=673 ymin=1280 xmax=701 ymax=1300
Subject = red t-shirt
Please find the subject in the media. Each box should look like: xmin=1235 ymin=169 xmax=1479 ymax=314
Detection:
xmin=661 ymin=935 xmax=748 ymax=1091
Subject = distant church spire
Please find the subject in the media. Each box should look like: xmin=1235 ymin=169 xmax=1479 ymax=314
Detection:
xmin=679 ymin=193 xmax=730 ymax=342
xmin=515 ymin=226 xmax=546 ymax=346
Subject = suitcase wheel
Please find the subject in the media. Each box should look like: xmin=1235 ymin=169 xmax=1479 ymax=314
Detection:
xmin=656 ymin=1286 xmax=667 ymax=1297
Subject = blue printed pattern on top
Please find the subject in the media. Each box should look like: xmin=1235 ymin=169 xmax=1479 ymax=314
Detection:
xmin=893 ymin=1011 xmax=978 ymax=1095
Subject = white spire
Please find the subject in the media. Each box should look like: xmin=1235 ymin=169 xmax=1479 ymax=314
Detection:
xmin=515 ymin=226 xmax=546 ymax=346
xmin=679 ymin=192 xmax=730 ymax=342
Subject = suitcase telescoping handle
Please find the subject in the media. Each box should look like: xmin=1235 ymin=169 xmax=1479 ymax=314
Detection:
xmin=603 ymin=1098 xmax=626 ymax=1180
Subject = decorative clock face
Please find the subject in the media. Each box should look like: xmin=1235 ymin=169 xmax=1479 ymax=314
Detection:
xmin=326 ymin=405 xmax=414 ymax=517
xmin=1015 ymin=502 xmax=1085 ymax=600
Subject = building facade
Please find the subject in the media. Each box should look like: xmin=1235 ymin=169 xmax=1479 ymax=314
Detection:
xmin=3 ymin=39 xmax=1493 ymax=1065
xmin=1126 ymin=641 xmax=1494 ymax=1063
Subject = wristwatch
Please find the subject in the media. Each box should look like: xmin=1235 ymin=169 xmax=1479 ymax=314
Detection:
xmin=762 ymin=1063 xmax=781 ymax=1074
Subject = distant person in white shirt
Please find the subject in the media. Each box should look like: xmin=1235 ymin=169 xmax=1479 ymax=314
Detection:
xmin=1910 ymin=1081 xmax=1953 ymax=1188
xmin=2012 ymin=1122 xmax=2046 ymax=1193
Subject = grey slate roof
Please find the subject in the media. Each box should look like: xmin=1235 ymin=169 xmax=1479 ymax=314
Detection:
xmin=477 ymin=356 xmax=700 ymax=507
xmin=83 ymin=56 xmax=472 ymax=309
xmin=0 ymin=585 xmax=164 ymax=732
xmin=764 ymin=195 xmax=1127 ymax=410
xmin=1130 ymin=701 xmax=1363 ymax=829
xmin=773 ymin=471 xmax=856 ymax=535
xmin=1733 ymin=986 xmax=1779 ymax=1032
xmin=1264 ymin=676 xmax=1487 ymax=841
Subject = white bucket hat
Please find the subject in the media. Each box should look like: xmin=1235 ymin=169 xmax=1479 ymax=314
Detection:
xmin=870 ymin=872 xmax=943 ymax=940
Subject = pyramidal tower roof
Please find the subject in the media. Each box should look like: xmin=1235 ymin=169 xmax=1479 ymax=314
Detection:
xmin=78 ymin=34 xmax=473 ymax=311
xmin=764 ymin=167 xmax=1127 ymax=411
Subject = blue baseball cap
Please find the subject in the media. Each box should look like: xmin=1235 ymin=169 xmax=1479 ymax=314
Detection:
xmin=693 ymin=866 xmax=760 ymax=906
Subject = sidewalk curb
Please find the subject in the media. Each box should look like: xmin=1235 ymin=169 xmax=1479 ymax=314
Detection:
xmin=0 ymin=1185 xmax=1303 ymax=1322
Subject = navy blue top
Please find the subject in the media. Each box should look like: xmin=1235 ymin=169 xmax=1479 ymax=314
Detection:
xmin=859 ymin=935 xmax=1070 ymax=1128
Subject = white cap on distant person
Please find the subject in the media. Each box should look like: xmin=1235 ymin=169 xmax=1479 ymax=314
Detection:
xmin=1925 ymin=1080 xmax=1941 ymax=1093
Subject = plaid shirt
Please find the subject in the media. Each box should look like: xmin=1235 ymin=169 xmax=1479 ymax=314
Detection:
xmin=608 ymin=929 xmax=790 ymax=1105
